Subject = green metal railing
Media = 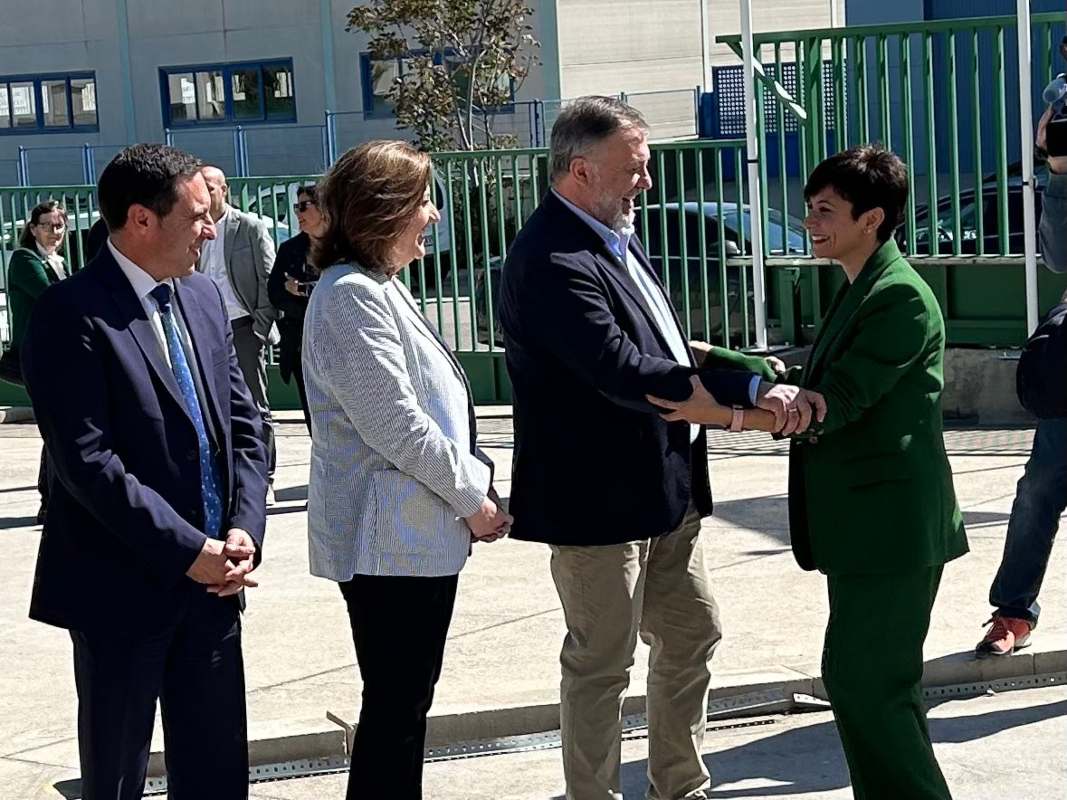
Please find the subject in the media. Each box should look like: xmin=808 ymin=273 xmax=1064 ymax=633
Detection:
xmin=0 ymin=140 xmax=769 ymax=407
xmin=4 ymin=13 xmax=1067 ymax=403
xmin=717 ymin=11 xmax=1066 ymax=347
xmin=719 ymin=12 xmax=1063 ymax=261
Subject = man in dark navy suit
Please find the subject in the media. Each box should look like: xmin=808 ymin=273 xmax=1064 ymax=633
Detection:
xmin=22 ymin=144 xmax=269 ymax=799
xmin=499 ymin=97 xmax=819 ymax=800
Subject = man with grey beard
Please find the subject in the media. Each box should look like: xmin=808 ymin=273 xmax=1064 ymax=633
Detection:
xmin=498 ymin=96 xmax=818 ymax=799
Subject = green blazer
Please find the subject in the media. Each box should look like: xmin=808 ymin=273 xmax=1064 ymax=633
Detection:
xmin=6 ymin=247 xmax=67 ymax=351
xmin=788 ymin=239 xmax=968 ymax=575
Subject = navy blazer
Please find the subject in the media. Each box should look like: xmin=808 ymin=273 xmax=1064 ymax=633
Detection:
xmin=21 ymin=247 xmax=269 ymax=632
xmin=499 ymin=192 xmax=756 ymax=546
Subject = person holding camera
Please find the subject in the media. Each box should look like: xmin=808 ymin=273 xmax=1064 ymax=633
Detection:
xmin=268 ymin=184 xmax=324 ymax=433
xmin=975 ymin=88 xmax=1067 ymax=659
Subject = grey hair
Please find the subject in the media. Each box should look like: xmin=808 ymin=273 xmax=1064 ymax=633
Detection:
xmin=549 ymin=96 xmax=649 ymax=183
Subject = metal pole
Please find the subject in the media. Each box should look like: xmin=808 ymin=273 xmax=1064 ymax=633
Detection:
xmin=17 ymin=146 xmax=28 ymax=187
xmin=319 ymin=0 xmax=338 ymax=114
xmin=741 ymin=0 xmax=769 ymax=349
xmin=1016 ymin=0 xmax=1039 ymax=334
xmin=325 ymin=110 xmax=337 ymax=164
xmin=699 ymin=0 xmax=713 ymax=91
xmin=82 ymin=144 xmax=93 ymax=185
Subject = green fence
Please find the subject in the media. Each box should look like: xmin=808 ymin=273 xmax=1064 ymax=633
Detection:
xmin=717 ymin=11 xmax=1067 ymax=346
xmin=3 ymin=12 xmax=1066 ymax=406
xmin=2 ymin=137 xmax=1065 ymax=405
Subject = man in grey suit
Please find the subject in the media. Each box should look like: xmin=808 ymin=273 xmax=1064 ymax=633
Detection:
xmin=199 ymin=166 xmax=279 ymax=501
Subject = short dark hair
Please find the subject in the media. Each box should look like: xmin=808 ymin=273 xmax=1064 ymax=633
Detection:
xmin=550 ymin=96 xmax=649 ymax=182
xmin=19 ymin=200 xmax=68 ymax=249
xmin=803 ymin=145 xmax=909 ymax=242
xmin=98 ymin=144 xmax=203 ymax=231
xmin=297 ymin=183 xmax=318 ymax=202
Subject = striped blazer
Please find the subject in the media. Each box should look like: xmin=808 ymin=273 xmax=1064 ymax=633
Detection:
xmin=302 ymin=263 xmax=492 ymax=579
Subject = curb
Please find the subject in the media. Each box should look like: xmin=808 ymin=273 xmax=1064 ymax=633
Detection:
xmin=146 ymin=647 xmax=1067 ymax=774
xmin=0 ymin=405 xmax=34 ymax=424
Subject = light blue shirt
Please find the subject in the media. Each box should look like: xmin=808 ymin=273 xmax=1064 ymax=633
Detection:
xmin=552 ymin=191 xmax=762 ymax=425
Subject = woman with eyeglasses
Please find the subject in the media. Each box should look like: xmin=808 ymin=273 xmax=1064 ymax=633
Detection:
xmin=268 ymin=184 xmax=325 ymax=433
xmin=3 ymin=200 xmax=70 ymax=523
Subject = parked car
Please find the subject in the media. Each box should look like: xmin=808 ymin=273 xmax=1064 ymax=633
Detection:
xmin=474 ymin=200 xmax=807 ymax=346
xmin=897 ymin=163 xmax=1049 ymax=256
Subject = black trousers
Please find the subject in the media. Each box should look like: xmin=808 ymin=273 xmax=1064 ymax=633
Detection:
xmin=291 ymin=356 xmax=312 ymax=435
xmin=70 ymin=593 xmax=248 ymax=800
xmin=37 ymin=440 xmax=51 ymax=514
xmin=822 ymin=566 xmax=951 ymax=800
xmin=339 ymin=573 xmax=459 ymax=800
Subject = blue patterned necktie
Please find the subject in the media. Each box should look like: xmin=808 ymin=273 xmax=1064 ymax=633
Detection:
xmin=149 ymin=284 xmax=224 ymax=539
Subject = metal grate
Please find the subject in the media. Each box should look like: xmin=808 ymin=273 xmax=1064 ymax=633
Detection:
xmin=715 ymin=61 xmax=840 ymax=136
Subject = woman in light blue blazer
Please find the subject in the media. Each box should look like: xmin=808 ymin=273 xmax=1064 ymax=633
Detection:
xmin=302 ymin=140 xmax=512 ymax=800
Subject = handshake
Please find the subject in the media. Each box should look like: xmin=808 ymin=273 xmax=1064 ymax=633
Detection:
xmin=646 ymin=341 xmax=827 ymax=436
xmin=465 ymin=487 xmax=513 ymax=543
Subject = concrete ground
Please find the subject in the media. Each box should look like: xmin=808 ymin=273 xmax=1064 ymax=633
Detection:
xmin=0 ymin=413 xmax=1064 ymax=798
xmin=246 ymin=684 xmax=1067 ymax=800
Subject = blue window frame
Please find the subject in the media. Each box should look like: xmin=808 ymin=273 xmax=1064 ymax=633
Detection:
xmin=160 ymin=59 xmax=296 ymax=127
xmin=360 ymin=51 xmax=515 ymax=119
xmin=0 ymin=72 xmax=98 ymax=134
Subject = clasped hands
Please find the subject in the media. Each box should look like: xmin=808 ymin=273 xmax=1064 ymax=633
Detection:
xmin=186 ymin=529 xmax=259 ymax=596
xmin=465 ymin=488 xmax=513 ymax=544
xmin=646 ymin=345 xmax=827 ymax=436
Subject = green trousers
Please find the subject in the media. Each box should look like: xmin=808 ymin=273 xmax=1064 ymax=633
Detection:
xmin=822 ymin=565 xmax=952 ymax=800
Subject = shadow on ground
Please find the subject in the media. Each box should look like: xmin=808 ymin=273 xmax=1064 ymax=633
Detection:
xmin=550 ymin=696 xmax=1066 ymax=799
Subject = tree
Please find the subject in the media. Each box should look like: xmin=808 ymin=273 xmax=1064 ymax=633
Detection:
xmin=347 ymin=0 xmax=540 ymax=151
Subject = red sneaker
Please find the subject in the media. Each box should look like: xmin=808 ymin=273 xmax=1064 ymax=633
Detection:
xmin=975 ymin=616 xmax=1033 ymax=659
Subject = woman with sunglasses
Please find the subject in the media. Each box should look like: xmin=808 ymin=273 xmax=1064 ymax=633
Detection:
xmin=3 ymin=200 xmax=70 ymax=523
xmin=268 ymin=185 xmax=325 ymax=432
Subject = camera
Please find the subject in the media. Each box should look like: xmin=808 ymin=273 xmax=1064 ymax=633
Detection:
xmin=1045 ymin=54 xmax=1067 ymax=159
xmin=1047 ymin=115 xmax=1067 ymax=159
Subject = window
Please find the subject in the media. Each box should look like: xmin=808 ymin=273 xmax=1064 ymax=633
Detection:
xmin=360 ymin=51 xmax=516 ymax=119
xmin=160 ymin=60 xmax=295 ymax=127
xmin=0 ymin=73 xmax=98 ymax=133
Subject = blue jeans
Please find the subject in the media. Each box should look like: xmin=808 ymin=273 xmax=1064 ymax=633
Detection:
xmin=989 ymin=417 xmax=1067 ymax=624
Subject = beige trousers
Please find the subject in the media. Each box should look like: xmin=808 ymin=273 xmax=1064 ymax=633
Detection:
xmin=549 ymin=504 xmax=721 ymax=800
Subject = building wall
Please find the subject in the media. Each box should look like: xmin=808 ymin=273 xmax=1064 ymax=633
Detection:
xmin=553 ymin=0 xmax=845 ymax=98
xmin=0 ymin=0 xmax=555 ymax=183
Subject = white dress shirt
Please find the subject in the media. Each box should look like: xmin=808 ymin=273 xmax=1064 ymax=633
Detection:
xmin=198 ymin=207 xmax=249 ymax=322
xmin=107 ymin=239 xmax=196 ymax=369
xmin=553 ymin=191 xmax=761 ymax=442
xmin=35 ymin=242 xmax=67 ymax=278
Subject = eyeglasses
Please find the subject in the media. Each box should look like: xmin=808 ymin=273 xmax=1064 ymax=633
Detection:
xmin=293 ymin=200 xmax=316 ymax=213
xmin=34 ymin=222 xmax=66 ymax=233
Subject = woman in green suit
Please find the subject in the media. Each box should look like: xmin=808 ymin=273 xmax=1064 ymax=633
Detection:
xmin=4 ymin=200 xmax=69 ymax=523
xmin=649 ymin=146 xmax=968 ymax=799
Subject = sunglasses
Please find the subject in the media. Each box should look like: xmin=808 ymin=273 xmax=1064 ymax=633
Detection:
xmin=293 ymin=200 xmax=317 ymax=213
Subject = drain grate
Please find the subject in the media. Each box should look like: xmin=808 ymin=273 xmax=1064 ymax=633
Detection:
xmin=135 ymin=671 xmax=1066 ymax=794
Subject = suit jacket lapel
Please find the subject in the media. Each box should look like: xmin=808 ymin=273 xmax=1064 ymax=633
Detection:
xmin=545 ymin=192 xmax=687 ymax=364
xmin=223 ymin=211 xmax=240 ymax=268
xmin=98 ymin=252 xmax=189 ymax=415
xmin=629 ymin=236 xmax=697 ymax=367
xmin=393 ymin=280 xmax=465 ymax=379
xmin=391 ymin=277 xmax=480 ymax=451
xmin=806 ymin=240 xmax=902 ymax=384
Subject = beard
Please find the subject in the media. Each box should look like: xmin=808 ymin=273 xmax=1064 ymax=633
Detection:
xmin=592 ymin=195 xmax=637 ymax=234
